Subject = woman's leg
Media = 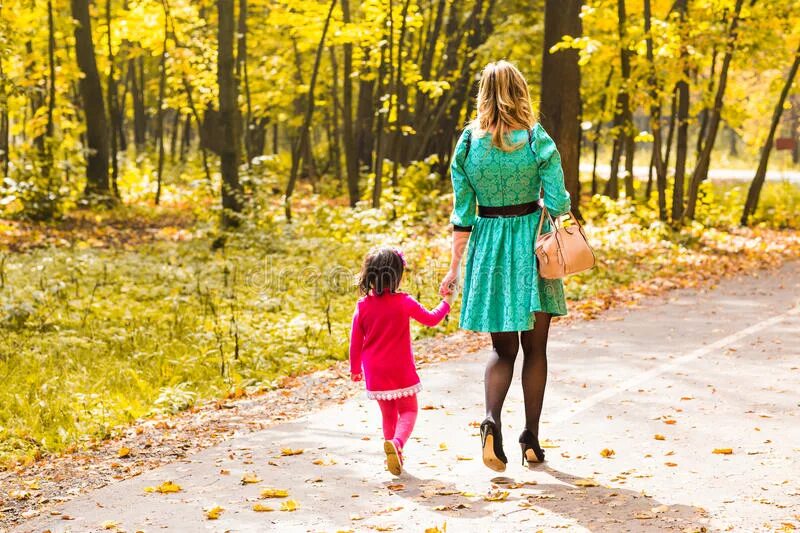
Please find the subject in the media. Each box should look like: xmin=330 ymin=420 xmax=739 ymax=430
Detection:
xmin=377 ymin=399 xmax=399 ymax=441
xmin=485 ymin=331 xmax=521 ymax=427
xmin=392 ymin=395 xmax=419 ymax=449
xmin=520 ymin=312 xmax=552 ymax=436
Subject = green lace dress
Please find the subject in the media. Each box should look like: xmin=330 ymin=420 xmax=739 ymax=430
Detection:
xmin=449 ymin=123 xmax=571 ymax=332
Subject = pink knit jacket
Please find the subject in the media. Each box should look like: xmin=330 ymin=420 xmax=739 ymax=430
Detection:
xmin=349 ymin=292 xmax=450 ymax=400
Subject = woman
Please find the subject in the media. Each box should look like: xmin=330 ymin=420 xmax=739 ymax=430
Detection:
xmin=439 ymin=60 xmax=570 ymax=473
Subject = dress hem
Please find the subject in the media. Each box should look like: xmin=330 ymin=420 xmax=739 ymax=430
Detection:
xmin=367 ymin=382 xmax=422 ymax=400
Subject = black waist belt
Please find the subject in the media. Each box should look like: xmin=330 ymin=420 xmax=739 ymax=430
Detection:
xmin=478 ymin=201 xmax=540 ymax=218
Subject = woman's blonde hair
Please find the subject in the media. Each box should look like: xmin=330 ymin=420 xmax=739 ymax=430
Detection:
xmin=468 ymin=60 xmax=536 ymax=152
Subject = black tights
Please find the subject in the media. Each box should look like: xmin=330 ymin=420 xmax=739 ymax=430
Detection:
xmin=484 ymin=312 xmax=552 ymax=437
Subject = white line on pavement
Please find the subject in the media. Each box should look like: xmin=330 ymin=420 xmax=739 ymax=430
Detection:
xmin=550 ymin=304 xmax=800 ymax=425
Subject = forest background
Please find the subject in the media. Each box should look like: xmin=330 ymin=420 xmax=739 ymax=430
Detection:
xmin=0 ymin=0 xmax=799 ymax=467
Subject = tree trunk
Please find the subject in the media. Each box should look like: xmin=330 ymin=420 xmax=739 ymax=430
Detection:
xmin=128 ymin=58 xmax=147 ymax=149
xmin=684 ymin=0 xmax=748 ymax=221
xmin=155 ymin=15 xmax=168 ymax=205
xmin=328 ymin=46 xmax=343 ymax=186
xmin=218 ymin=0 xmax=243 ymax=226
xmin=71 ymin=0 xmax=111 ymax=197
xmin=741 ymin=41 xmax=800 ymax=225
xmin=644 ymin=0 xmax=667 ymax=220
xmin=284 ymin=0 xmax=337 ymax=220
xmin=591 ymin=68 xmax=614 ymax=197
xmin=0 ymin=19 xmax=7 ymax=179
xmin=43 ymin=0 xmax=57 ymax=184
xmin=355 ymin=56 xmax=376 ymax=170
xmin=106 ymin=0 xmax=120 ymax=198
xmin=541 ymin=0 xmax=583 ymax=218
xmin=340 ymin=0 xmax=360 ymax=206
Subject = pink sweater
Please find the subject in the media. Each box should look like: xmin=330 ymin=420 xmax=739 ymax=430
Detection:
xmin=349 ymin=292 xmax=450 ymax=400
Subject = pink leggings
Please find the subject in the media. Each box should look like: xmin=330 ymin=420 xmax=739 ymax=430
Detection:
xmin=377 ymin=395 xmax=418 ymax=450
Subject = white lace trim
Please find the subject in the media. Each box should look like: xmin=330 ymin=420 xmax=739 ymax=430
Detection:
xmin=367 ymin=382 xmax=422 ymax=400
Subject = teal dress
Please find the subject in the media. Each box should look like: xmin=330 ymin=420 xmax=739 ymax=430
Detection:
xmin=449 ymin=123 xmax=571 ymax=332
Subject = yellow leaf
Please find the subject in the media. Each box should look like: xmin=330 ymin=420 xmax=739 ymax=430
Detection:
xmin=260 ymin=488 xmax=289 ymax=498
xmin=654 ymin=434 xmax=666 ymax=440
xmin=312 ymin=457 xmax=337 ymax=466
xmin=438 ymin=442 xmax=448 ymax=450
xmin=456 ymin=455 xmax=473 ymax=461
xmin=600 ymin=448 xmax=615 ymax=458
xmin=241 ymin=472 xmax=262 ymax=484
xmin=252 ymin=503 xmax=274 ymax=512
xmin=205 ymin=505 xmax=224 ymax=520
xmin=424 ymin=523 xmax=447 ymax=533
xmin=483 ymin=490 xmax=509 ymax=501
xmin=540 ymin=439 xmax=559 ymax=448
xmin=281 ymin=448 xmax=304 ymax=456
xmin=280 ymin=499 xmax=299 ymax=512
xmin=665 ymin=462 xmax=678 ymax=467
xmin=712 ymin=448 xmax=733 ymax=455
xmin=102 ymin=520 xmax=119 ymax=529
xmin=663 ymin=419 xmax=677 ymax=425
xmin=574 ymin=478 xmax=599 ymax=487
xmin=25 ymin=479 xmax=40 ymax=490
xmin=117 ymin=447 xmax=131 ymax=458
xmin=145 ymin=481 xmax=181 ymax=494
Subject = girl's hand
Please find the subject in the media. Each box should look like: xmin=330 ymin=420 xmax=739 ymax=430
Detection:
xmin=444 ymin=282 xmax=459 ymax=306
xmin=351 ymin=372 xmax=363 ymax=382
xmin=439 ymin=269 xmax=458 ymax=297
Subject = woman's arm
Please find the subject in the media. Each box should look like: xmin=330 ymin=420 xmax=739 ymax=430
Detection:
xmin=532 ymin=123 xmax=571 ymax=216
xmin=439 ymin=230 xmax=469 ymax=296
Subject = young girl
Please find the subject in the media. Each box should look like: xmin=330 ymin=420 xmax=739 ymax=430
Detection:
xmin=350 ymin=246 xmax=456 ymax=475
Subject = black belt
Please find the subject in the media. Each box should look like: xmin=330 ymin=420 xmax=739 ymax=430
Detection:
xmin=478 ymin=201 xmax=540 ymax=218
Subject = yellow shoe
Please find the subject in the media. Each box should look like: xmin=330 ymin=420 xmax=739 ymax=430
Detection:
xmin=384 ymin=440 xmax=402 ymax=476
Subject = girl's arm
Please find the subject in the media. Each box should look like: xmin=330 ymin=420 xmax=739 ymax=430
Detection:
xmin=349 ymin=305 xmax=364 ymax=380
xmin=405 ymin=295 xmax=451 ymax=327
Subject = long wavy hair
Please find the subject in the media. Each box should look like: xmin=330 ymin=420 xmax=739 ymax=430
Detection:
xmin=468 ymin=60 xmax=536 ymax=152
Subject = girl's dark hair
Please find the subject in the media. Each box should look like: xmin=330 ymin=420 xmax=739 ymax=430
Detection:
xmin=358 ymin=246 xmax=404 ymax=295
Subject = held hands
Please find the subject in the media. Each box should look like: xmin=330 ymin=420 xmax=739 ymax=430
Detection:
xmin=439 ymin=268 xmax=460 ymax=306
xmin=351 ymin=372 xmax=363 ymax=382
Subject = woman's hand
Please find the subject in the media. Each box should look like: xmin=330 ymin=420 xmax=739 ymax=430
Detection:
xmin=351 ymin=372 xmax=363 ymax=382
xmin=439 ymin=268 xmax=459 ymax=297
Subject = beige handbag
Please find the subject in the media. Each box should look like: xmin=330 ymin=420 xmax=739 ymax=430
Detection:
xmin=534 ymin=207 xmax=596 ymax=279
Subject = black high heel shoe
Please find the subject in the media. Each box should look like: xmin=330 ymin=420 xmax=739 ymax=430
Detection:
xmin=519 ymin=429 xmax=545 ymax=465
xmin=480 ymin=418 xmax=508 ymax=472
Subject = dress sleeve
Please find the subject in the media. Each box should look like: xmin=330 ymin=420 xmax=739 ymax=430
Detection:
xmin=449 ymin=129 xmax=477 ymax=232
xmin=532 ymin=123 xmax=571 ymax=216
xmin=349 ymin=303 xmax=364 ymax=374
xmin=404 ymin=294 xmax=451 ymax=327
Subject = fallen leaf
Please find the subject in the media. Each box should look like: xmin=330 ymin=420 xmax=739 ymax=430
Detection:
xmin=387 ymin=483 xmax=405 ymax=491
xmin=252 ymin=503 xmax=274 ymax=512
xmin=438 ymin=442 xmax=448 ymax=450
xmin=663 ymin=419 xmax=677 ymax=425
xmin=312 ymin=457 xmax=337 ymax=466
xmin=424 ymin=522 xmax=447 ymax=533
xmin=665 ymin=462 xmax=678 ymax=467
xmin=456 ymin=455 xmax=473 ymax=461
xmin=205 ymin=505 xmax=224 ymax=519
xmin=260 ymin=488 xmax=289 ymax=498
xmin=281 ymin=448 xmax=304 ymax=456
xmin=370 ymin=526 xmax=396 ymax=531
xmin=144 ymin=481 xmax=182 ymax=494
xmin=280 ymin=499 xmax=299 ymax=512
xmin=117 ymin=447 xmax=131 ymax=458
xmin=574 ymin=479 xmax=599 ymax=487
xmin=654 ymin=434 xmax=666 ymax=440
xmin=484 ymin=490 xmax=510 ymax=501
xmin=712 ymin=448 xmax=733 ymax=455
xmin=102 ymin=520 xmax=119 ymax=529
xmin=241 ymin=472 xmax=262 ymax=484
xmin=600 ymin=448 xmax=615 ymax=458
xmin=540 ymin=440 xmax=559 ymax=448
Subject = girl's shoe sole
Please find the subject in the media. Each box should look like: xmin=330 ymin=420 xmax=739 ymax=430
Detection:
xmin=384 ymin=440 xmax=402 ymax=476
xmin=482 ymin=434 xmax=506 ymax=472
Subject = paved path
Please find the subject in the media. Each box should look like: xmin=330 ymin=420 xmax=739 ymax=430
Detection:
xmin=18 ymin=262 xmax=800 ymax=533
xmin=581 ymin=163 xmax=800 ymax=184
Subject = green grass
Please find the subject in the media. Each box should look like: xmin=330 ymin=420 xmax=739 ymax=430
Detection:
xmin=0 ymin=177 xmax=798 ymax=467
